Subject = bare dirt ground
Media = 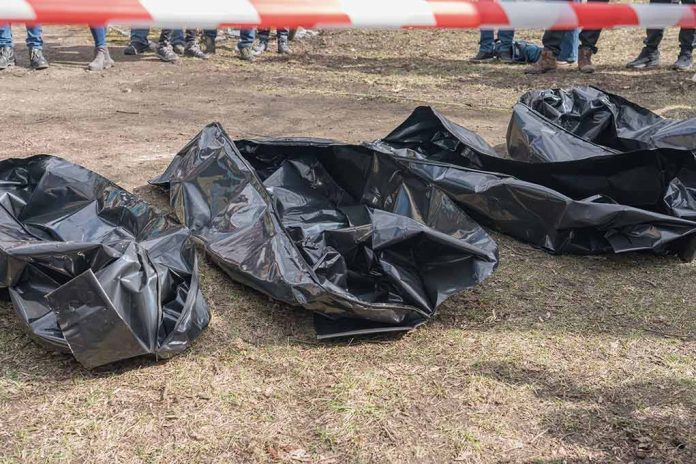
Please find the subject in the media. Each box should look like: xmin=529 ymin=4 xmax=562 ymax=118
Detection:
xmin=0 ymin=25 xmax=695 ymax=463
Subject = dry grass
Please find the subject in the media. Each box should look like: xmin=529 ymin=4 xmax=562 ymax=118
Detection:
xmin=0 ymin=23 xmax=695 ymax=463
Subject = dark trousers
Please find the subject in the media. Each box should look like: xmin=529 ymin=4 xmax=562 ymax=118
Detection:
xmin=258 ymin=28 xmax=290 ymax=43
xmin=644 ymin=0 xmax=695 ymax=54
xmin=542 ymin=0 xmax=609 ymax=56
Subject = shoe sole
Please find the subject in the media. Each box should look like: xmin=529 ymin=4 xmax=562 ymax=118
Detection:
xmin=470 ymin=59 xmax=496 ymax=64
xmin=626 ymin=63 xmax=659 ymax=69
xmin=672 ymin=65 xmax=693 ymax=71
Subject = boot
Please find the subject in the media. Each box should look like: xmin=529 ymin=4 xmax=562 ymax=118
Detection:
xmin=672 ymin=53 xmax=693 ymax=71
xmin=185 ymin=42 xmax=209 ymax=59
xmin=29 ymin=48 xmax=49 ymax=70
xmin=156 ymin=43 xmax=179 ymax=63
xmin=87 ymin=47 xmax=114 ymax=71
xmin=578 ymin=47 xmax=596 ymax=73
xmin=626 ymin=47 xmax=660 ymax=69
xmin=253 ymin=40 xmax=268 ymax=56
xmin=238 ymin=46 xmax=255 ymax=62
xmin=278 ymin=39 xmax=291 ymax=55
xmin=525 ymin=49 xmax=557 ymax=74
xmin=0 ymin=47 xmax=15 ymax=70
xmin=202 ymin=35 xmax=216 ymax=54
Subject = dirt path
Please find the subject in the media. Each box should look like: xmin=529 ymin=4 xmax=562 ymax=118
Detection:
xmin=0 ymin=26 xmax=694 ymax=463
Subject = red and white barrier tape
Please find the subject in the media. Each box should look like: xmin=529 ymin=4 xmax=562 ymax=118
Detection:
xmin=1 ymin=1 xmax=696 ymax=29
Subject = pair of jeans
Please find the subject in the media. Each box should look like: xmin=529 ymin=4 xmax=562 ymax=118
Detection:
xmin=258 ymin=28 xmax=290 ymax=43
xmin=542 ymin=0 xmax=609 ymax=56
xmin=90 ymin=27 xmax=106 ymax=48
xmin=479 ymin=29 xmax=514 ymax=54
xmin=644 ymin=0 xmax=695 ymax=54
xmin=0 ymin=25 xmax=43 ymax=49
xmin=559 ymin=29 xmax=580 ymax=62
xmin=239 ymin=29 xmax=256 ymax=49
xmin=130 ymin=28 xmax=177 ymax=46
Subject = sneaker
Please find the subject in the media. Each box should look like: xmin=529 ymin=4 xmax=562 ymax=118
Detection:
xmin=672 ymin=53 xmax=693 ymax=71
xmin=172 ymin=43 xmax=185 ymax=56
xmin=525 ymin=49 xmax=557 ymax=74
xmin=87 ymin=47 xmax=114 ymax=71
xmin=156 ymin=44 xmax=179 ymax=63
xmin=124 ymin=41 xmax=150 ymax=56
xmin=578 ymin=47 xmax=596 ymax=73
xmin=185 ymin=42 xmax=209 ymax=59
xmin=29 ymin=48 xmax=49 ymax=70
xmin=253 ymin=40 xmax=268 ymax=56
xmin=626 ymin=47 xmax=660 ymax=69
xmin=278 ymin=40 xmax=291 ymax=55
xmin=239 ymin=46 xmax=255 ymax=62
xmin=497 ymin=49 xmax=513 ymax=63
xmin=470 ymin=50 xmax=496 ymax=63
xmin=0 ymin=47 xmax=15 ymax=70
xmin=202 ymin=35 xmax=216 ymax=54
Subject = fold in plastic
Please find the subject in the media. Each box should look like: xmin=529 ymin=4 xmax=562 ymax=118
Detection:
xmin=151 ymin=125 xmax=499 ymax=338
xmin=0 ymin=155 xmax=209 ymax=368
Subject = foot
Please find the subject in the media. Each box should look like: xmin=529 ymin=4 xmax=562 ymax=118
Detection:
xmin=672 ymin=53 xmax=693 ymax=71
xmin=124 ymin=41 xmax=150 ymax=56
xmin=626 ymin=47 xmax=660 ymax=69
xmin=172 ymin=43 xmax=185 ymax=56
xmin=497 ymin=49 xmax=513 ymax=63
xmin=470 ymin=50 xmax=496 ymax=63
xmin=202 ymin=35 xmax=216 ymax=54
xmin=185 ymin=42 xmax=209 ymax=59
xmin=253 ymin=40 xmax=268 ymax=56
xmin=87 ymin=47 xmax=114 ymax=71
xmin=0 ymin=47 xmax=15 ymax=70
xmin=525 ymin=49 xmax=557 ymax=74
xmin=156 ymin=44 xmax=179 ymax=63
xmin=239 ymin=46 xmax=255 ymax=62
xmin=29 ymin=48 xmax=49 ymax=70
xmin=278 ymin=40 xmax=291 ymax=55
xmin=578 ymin=47 xmax=596 ymax=73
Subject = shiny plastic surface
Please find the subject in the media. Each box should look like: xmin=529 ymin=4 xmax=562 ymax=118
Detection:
xmin=380 ymin=106 xmax=696 ymax=256
xmin=151 ymin=124 xmax=498 ymax=337
xmin=0 ymin=155 xmax=209 ymax=368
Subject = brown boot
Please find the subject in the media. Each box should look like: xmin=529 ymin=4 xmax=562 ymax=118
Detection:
xmin=525 ymin=49 xmax=557 ymax=74
xmin=578 ymin=47 xmax=596 ymax=73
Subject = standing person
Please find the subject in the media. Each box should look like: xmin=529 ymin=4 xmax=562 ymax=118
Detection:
xmin=238 ymin=29 xmax=256 ymax=61
xmin=626 ymin=0 xmax=694 ymax=71
xmin=87 ymin=27 xmax=114 ymax=71
xmin=125 ymin=28 xmax=178 ymax=62
xmin=470 ymin=29 xmax=515 ymax=62
xmin=253 ymin=28 xmax=291 ymax=55
xmin=526 ymin=0 xmax=609 ymax=74
xmin=0 ymin=24 xmax=48 ymax=70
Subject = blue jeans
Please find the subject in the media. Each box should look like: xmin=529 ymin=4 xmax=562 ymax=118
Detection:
xmin=0 ymin=25 xmax=43 ymax=49
xmin=559 ymin=29 xmax=579 ymax=62
xmin=130 ymin=28 xmax=182 ymax=46
xmin=239 ymin=29 xmax=256 ymax=49
xmin=479 ymin=29 xmax=514 ymax=54
xmin=90 ymin=27 xmax=106 ymax=48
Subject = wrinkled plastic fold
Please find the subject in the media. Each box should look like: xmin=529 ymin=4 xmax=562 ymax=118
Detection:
xmin=151 ymin=124 xmax=499 ymax=338
xmin=0 ymin=156 xmax=209 ymax=368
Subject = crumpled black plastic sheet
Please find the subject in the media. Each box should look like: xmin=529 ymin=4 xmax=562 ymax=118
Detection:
xmin=0 ymin=155 xmax=209 ymax=368
xmin=151 ymin=124 xmax=498 ymax=338
xmin=377 ymin=106 xmax=696 ymax=257
xmin=508 ymin=86 xmax=696 ymax=162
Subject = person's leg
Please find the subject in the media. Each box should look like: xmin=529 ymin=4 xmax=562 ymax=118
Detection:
xmin=525 ymin=30 xmax=562 ymax=74
xmin=25 ymin=25 xmax=43 ymax=49
xmin=258 ymin=29 xmax=271 ymax=43
xmin=559 ymin=29 xmax=579 ymax=62
xmin=277 ymin=27 xmax=291 ymax=54
xmin=126 ymin=28 xmax=150 ymax=55
xmin=679 ymin=0 xmax=695 ymax=56
xmin=238 ymin=29 xmax=256 ymax=61
xmin=471 ymin=30 xmax=496 ymax=62
xmin=88 ymin=27 xmax=114 ymax=71
xmin=0 ymin=25 xmax=15 ymax=69
xmin=184 ymin=29 xmax=208 ymax=59
xmin=0 ymin=25 xmax=13 ymax=48
xmin=156 ymin=29 xmax=178 ymax=62
xmin=496 ymin=29 xmax=514 ymax=61
xmin=202 ymin=29 xmax=217 ymax=54
xmin=577 ymin=0 xmax=609 ymax=73
xmin=90 ymin=27 xmax=106 ymax=48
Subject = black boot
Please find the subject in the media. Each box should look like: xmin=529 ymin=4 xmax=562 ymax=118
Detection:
xmin=626 ymin=47 xmax=660 ymax=69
